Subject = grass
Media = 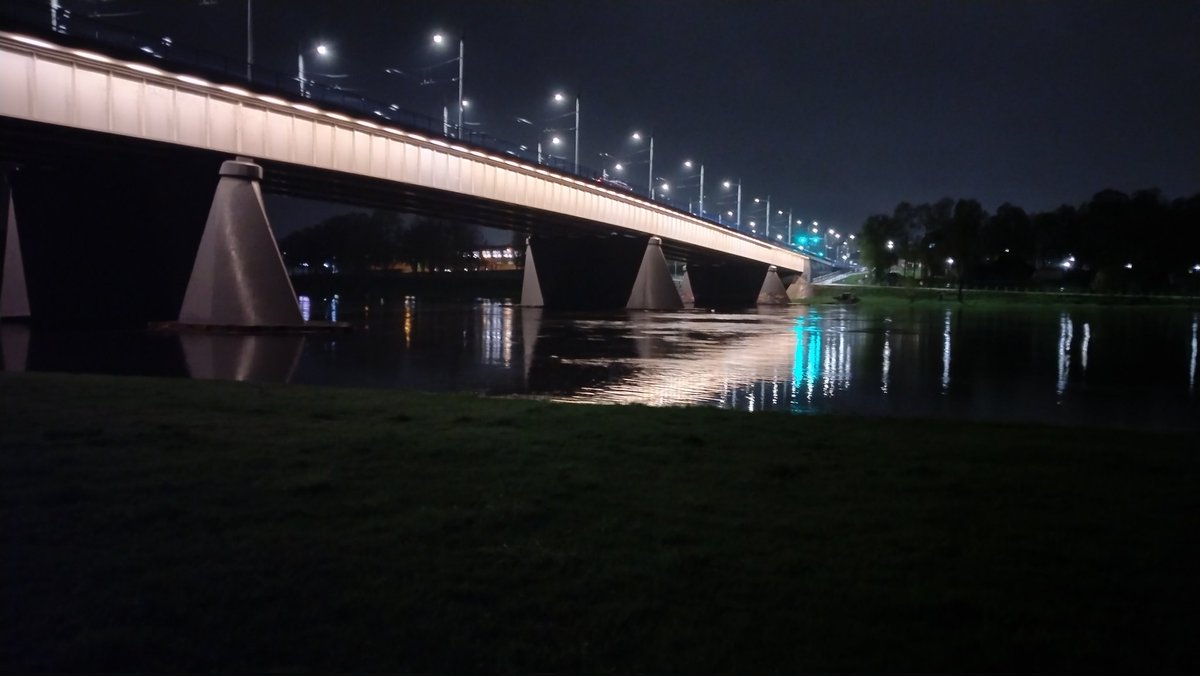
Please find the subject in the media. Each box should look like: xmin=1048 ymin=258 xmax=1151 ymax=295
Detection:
xmin=2 ymin=372 xmax=1198 ymax=672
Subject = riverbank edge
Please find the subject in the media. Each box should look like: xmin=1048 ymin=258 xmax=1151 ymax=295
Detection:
xmin=2 ymin=371 xmax=1198 ymax=672
xmin=800 ymin=282 xmax=1200 ymax=307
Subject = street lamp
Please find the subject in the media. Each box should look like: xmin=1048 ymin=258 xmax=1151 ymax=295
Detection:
xmin=553 ymin=91 xmax=580 ymax=173
xmin=432 ymin=31 xmax=464 ymax=139
xmin=681 ymin=159 xmax=705 ymax=215
xmin=631 ymin=131 xmax=654 ymax=199
xmin=297 ymin=41 xmax=331 ymax=98
xmin=722 ymin=179 xmax=741 ymax=229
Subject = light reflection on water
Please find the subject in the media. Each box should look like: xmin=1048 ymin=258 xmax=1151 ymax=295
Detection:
xmin=2 ymin=299 xmax=1198 ymax=431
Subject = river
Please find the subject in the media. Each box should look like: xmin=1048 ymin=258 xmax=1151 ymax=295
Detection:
xmin=2 ymin=297 xmax=1197 ymax=431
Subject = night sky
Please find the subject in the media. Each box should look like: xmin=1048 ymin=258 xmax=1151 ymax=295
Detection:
xmin=56 ymin=0 xmax=1200 ymax=235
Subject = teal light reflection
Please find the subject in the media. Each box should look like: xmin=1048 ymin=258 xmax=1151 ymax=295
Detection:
xmin=791 ymin=310 xmax=823 ymax=411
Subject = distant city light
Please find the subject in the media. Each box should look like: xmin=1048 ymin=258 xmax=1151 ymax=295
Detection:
xmin=1124 ymin=263 xmax=1133 ymax=269
xmin=946 ymin=257 xmax=955 ymax=265
xmin=886 ymin=240 xmax=895 ymax=250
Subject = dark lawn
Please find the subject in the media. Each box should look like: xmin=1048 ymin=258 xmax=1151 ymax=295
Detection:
xmin=1 ymin=372 xmax=1197 ymax=672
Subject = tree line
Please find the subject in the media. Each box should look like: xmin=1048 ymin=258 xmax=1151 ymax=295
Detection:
xmin=857 ymin=189 xmax=1200 ymax=295
xmin=279 ymin=211 xmax=488 ymax=273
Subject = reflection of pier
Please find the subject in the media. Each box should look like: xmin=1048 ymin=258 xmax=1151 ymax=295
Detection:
xmin=0 ymin=323 xmax=29 ymax=371
xmin=180 ymin=334 xmax=304 ymax=382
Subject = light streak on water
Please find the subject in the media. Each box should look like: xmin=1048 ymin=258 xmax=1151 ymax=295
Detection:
xmin=1191 ymin=315 xmax=1197 ymax=395
xmin=1057 ymin=312 xmax=1073 ymax=400
xmin=941 ymin=309 xmax=952 ymax=393
xmin=881 ymin=330 xmax=891 ymax=394
xmin=1081 ymin=322 xmax=1090 ymax=374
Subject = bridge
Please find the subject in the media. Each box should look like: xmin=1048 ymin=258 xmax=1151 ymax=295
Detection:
xmin=0 ymin=21 xmax=811 ymax=326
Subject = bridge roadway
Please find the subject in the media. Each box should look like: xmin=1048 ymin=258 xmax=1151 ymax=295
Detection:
xmin=0 ymin=29 xmax=810 ymax=321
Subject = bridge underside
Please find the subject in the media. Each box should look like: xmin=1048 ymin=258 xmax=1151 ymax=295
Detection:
xmin=1 ymin=118 xmax=804 ymax=324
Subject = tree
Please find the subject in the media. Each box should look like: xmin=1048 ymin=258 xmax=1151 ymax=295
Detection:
xmin=857 ymin=214 xmax=903 ymax=282
xmin=946 ymin=199 xmax=986 ymax=300
xmin=398 ymin=219 xmax=481 ymax=272
xmin=279 ymin=210 xmax=403 ymax=272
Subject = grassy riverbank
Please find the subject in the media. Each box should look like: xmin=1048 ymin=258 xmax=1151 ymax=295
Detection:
xmin=803 ymin=282 xmax=1200 ymax=308
xmin=2 ymin=372 xmax=1198 ymax=672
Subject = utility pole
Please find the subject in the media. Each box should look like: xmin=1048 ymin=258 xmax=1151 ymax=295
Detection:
xmin=736 ymin=182 xmax=742 ymax=230
xmin=456 ymin=37 xmax=464 ymax=138
xmin=246 ymin=0 xmax=253 ymax=80
xmin=648 ymin=135 xmax=655 ymax=200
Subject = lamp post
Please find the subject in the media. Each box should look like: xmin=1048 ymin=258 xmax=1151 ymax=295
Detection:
xmin=297 ymin=41 xmax=331 ymax=98
xmin=553 ymin=92 xmax=580 ymax=173
xmin=723 ymin=180 xmax=741 ymax=230
xmin=433 ymin=32 xmax=464 ymax=138
xmin=246 ymin=0 xmax=253 ymax=81
xmin=682 ymin=160 xmax=705 ymax=216
xmin=631 ymin=131 xmax=654 ymax=199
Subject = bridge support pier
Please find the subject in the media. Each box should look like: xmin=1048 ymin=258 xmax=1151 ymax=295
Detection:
xmin=757 ymin=265 xmax=790 ymax=305
xmin=521 ymin=235 xmax=682 ymax=311
xmin=785 ymin=272 xmax=812 ymax=300
xmin=626 ymin=237 xmax=683 ymax=310
xmin=178 ymin=159 xmax=303 ymax=328
xmin=1 ymin=187 xmax=31 ymax=320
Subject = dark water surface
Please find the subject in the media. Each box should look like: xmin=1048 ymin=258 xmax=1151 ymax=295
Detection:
xmin=2 ymin=297 xmax=1197 ymax=431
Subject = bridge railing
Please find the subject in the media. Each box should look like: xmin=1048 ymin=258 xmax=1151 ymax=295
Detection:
xmin=1 ymin=2 xmax=811 ymax=256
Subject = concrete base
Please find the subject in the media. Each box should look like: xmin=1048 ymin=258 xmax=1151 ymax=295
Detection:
xmin=786 ymin=273 xmax=812 ymax=300
xmin=678 ymin=270 xmax=696 ymax=306
xmin=179 ymin=160 xmax=303 ymax=327
xmin=1 ymin=192 xmax=30 ymax=319
xmin=757 ymin=265 xmax=790 ymax=305
xmin=626 ymin=237 xmax=683 ymax=310
xmin=520 ymin=239 xmax=544 ymax=307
